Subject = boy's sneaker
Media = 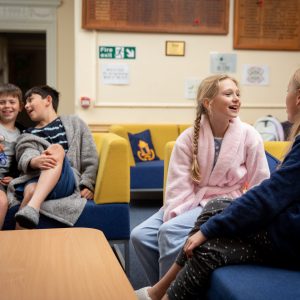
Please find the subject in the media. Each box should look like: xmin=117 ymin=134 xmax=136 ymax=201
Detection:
xmin=15 ymin=205 xmax=39 ymax=229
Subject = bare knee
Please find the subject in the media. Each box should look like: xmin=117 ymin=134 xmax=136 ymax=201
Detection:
xmin=47 ymin=144 xmax=65 ymax=161
xmin=48 ymin=144 xmax=64 ymax=155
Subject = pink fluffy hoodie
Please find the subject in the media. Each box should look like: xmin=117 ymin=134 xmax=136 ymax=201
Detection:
xmin=163 ymin=116 xmax=270 ymax=222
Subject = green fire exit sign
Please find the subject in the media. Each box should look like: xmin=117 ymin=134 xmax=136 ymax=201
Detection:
xmin=99 ymin=46 xmax=136 ymax=59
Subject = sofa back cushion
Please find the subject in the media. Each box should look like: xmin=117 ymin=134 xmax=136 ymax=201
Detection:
xmin=263 ymin=141 xmax=291 ymax=161
xmin=178 ymin=124 xmax=192 ymax=134
xmin=110 ymin=124 xmax=179 ymax=166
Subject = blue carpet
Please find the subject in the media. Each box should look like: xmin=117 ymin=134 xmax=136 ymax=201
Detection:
xmin=128 ymin=199 xmax=162 ymax=289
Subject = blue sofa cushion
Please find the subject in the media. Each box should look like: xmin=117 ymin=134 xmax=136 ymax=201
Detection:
xmin=265 ymin=151 xmax=280 ymax=173
xmin=206 ymin=265 xmax=300 ymax=300
xmin=130 ymin=160 xmax=164 ymax=189
xmin=3 ymin=201 xmax=130 ymax=240
xmin=128 ymin=129 xmax=160 ymax=163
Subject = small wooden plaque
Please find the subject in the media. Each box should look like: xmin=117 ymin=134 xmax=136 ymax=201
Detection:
xmin=166 ymin=41 xmax=185 ymax=56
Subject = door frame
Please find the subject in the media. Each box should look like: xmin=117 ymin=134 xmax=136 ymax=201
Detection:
xmin=0 ymin=0 xmax=60 ymax=86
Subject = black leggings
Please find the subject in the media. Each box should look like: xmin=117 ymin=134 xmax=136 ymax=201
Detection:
xmin=167 ymin=198 xmax=274 ymax=300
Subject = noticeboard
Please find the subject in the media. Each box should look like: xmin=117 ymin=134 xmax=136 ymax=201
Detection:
xmin=82 ymin=0 xmax=229 ymax=35
xmin=234 ymin=0 xmax=300 ymax=50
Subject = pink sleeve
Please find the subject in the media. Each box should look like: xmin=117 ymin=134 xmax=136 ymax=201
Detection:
xmin=163 ymin=131 xmax=197 ymax=221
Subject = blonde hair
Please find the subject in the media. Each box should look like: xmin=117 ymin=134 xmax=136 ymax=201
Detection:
xmin=191 ymin=74 xmax=239 ymax=184
xmin=288 ymin=68 xmax=300 ymax=141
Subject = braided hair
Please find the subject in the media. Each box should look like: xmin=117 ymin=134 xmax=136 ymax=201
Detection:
xmin=191 ymin=74 xmax=238 ymax=184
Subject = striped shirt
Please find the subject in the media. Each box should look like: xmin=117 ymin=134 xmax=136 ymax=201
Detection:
xmin=25 ymin=117 xmax=69 ymax=151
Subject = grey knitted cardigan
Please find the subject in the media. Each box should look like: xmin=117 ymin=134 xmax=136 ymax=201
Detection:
xmin=7 ymin=115 xmax=99 ymax=226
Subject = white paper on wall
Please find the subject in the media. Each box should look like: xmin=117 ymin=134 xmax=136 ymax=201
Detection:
xmin=184 ymin=78 xmax=201 ymax=100
xmin=101 ymin=64 xmax=129 ymax=85
xmin=242 ymin=65 xmax=269 ymax=86
xmin=210 ymin=52 xmax=237 ymax=73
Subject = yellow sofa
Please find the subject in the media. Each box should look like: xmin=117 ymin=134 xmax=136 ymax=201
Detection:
xmin=109 ymin=124 xmax=191 ymax=191
xmin=263 ymin=141 xmax=291 ymax=161
xmin=93 ymin=132 xmax=130 ymax=204
xmin=4 ymin=132 xmax=131 ymax=274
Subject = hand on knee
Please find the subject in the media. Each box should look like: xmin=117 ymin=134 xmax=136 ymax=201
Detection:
xmin=44 ymin=144 xmax=65 ymax=162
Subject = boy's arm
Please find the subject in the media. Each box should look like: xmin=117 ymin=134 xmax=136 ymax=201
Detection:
xmin=15 ymin=133 xmax=50 ymax=174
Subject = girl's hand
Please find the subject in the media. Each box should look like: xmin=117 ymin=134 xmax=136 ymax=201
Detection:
xmin=0 ymin=144 xmax=4 ymax=152
xmin=0 ymin=176 xmax=13 ymax=185
xmin=184 ymin=230 xmax=207 ymax=258
xmin=80 ymin=188 xmax=94 ymax=200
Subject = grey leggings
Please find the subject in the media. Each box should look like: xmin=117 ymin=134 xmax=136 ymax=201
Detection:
xmin=167 ymin=198 xmax=273 ymax=300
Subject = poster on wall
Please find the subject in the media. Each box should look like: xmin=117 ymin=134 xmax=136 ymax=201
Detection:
xmin=210 ymin=52 xmax=237 ymax=73
xmin=101 ymin=64 xmax=129 ymax=85
xmin=242 ymin=65 xmax=269 ymax=86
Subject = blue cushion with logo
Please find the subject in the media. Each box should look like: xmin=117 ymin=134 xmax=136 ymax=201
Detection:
xmin=128 ymin=129 xmax=160 ymax=163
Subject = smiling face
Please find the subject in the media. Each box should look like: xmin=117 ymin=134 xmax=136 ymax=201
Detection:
xmin=205 ymin=78 xmax=241 ymax=122
xmin=24 ymin=93 xmax=48 ymax=122
xmin=0 ymin=95 xmax=22 ymax=125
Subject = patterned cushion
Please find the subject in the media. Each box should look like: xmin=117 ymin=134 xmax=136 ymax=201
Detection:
xmin=128 ymin=129 xmax=159 ymax=163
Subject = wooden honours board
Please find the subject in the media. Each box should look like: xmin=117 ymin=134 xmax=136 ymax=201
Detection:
xmin=234 ymin=0 xmax=300 ymax=50
xmin=82 ymin=0 xmax=229 ymax=34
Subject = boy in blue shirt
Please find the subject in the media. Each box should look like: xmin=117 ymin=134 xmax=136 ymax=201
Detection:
xmin=10 ymin=85 xmax=98 ymax=229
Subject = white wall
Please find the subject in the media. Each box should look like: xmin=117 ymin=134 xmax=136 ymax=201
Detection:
xmin=74 ymin=0 xmax=300 ymax=125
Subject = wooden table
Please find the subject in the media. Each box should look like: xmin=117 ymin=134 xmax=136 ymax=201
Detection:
xmin=0 ymin=228 xmax=136 ymax=300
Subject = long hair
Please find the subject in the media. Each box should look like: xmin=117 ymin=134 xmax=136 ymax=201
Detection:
xmin=191 ymin=74 xmax=238 ymax=184
xmin=288 ymin=68 xmax=300 ymax=141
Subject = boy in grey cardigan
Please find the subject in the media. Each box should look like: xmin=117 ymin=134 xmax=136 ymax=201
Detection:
xmin=8 ymin=85 xmax=98 ymax=228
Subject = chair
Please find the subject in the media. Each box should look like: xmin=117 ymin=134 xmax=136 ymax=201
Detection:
xmin=4 ymin=133 xmax=131 ymax=274
xmin=163 ymin=140 xmax=297 ymax=299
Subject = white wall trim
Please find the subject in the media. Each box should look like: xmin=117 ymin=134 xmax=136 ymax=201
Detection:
xmin=94 ymin=102 xmax=285 ymax=109
xmin=0 ymin=0 xmax=60 ymax=7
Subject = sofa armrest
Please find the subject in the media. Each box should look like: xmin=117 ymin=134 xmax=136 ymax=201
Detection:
xmin=109 ymin=125 xmax=135 ymax=167
xmin=163 ymin=141 xmax=176 ymax=203
xmin=92 ymin=133 xmax=130 ymax=204
xmin=263 ymin=141 xmax=291 ymax=161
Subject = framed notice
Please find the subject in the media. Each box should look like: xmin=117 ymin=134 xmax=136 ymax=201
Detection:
xmin=82 ymin=0 xmax=229 ymax=35
xmin=166 ymin=41 xmax=185 ymax=56
xmin=234 ymin=0 xmax=300 ymax=50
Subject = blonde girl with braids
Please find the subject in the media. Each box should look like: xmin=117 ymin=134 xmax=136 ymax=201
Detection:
xmin=136 ymin=69 xmax=300 ymax=300
xmin=131 ymin=74 xmax=270 ymax=287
